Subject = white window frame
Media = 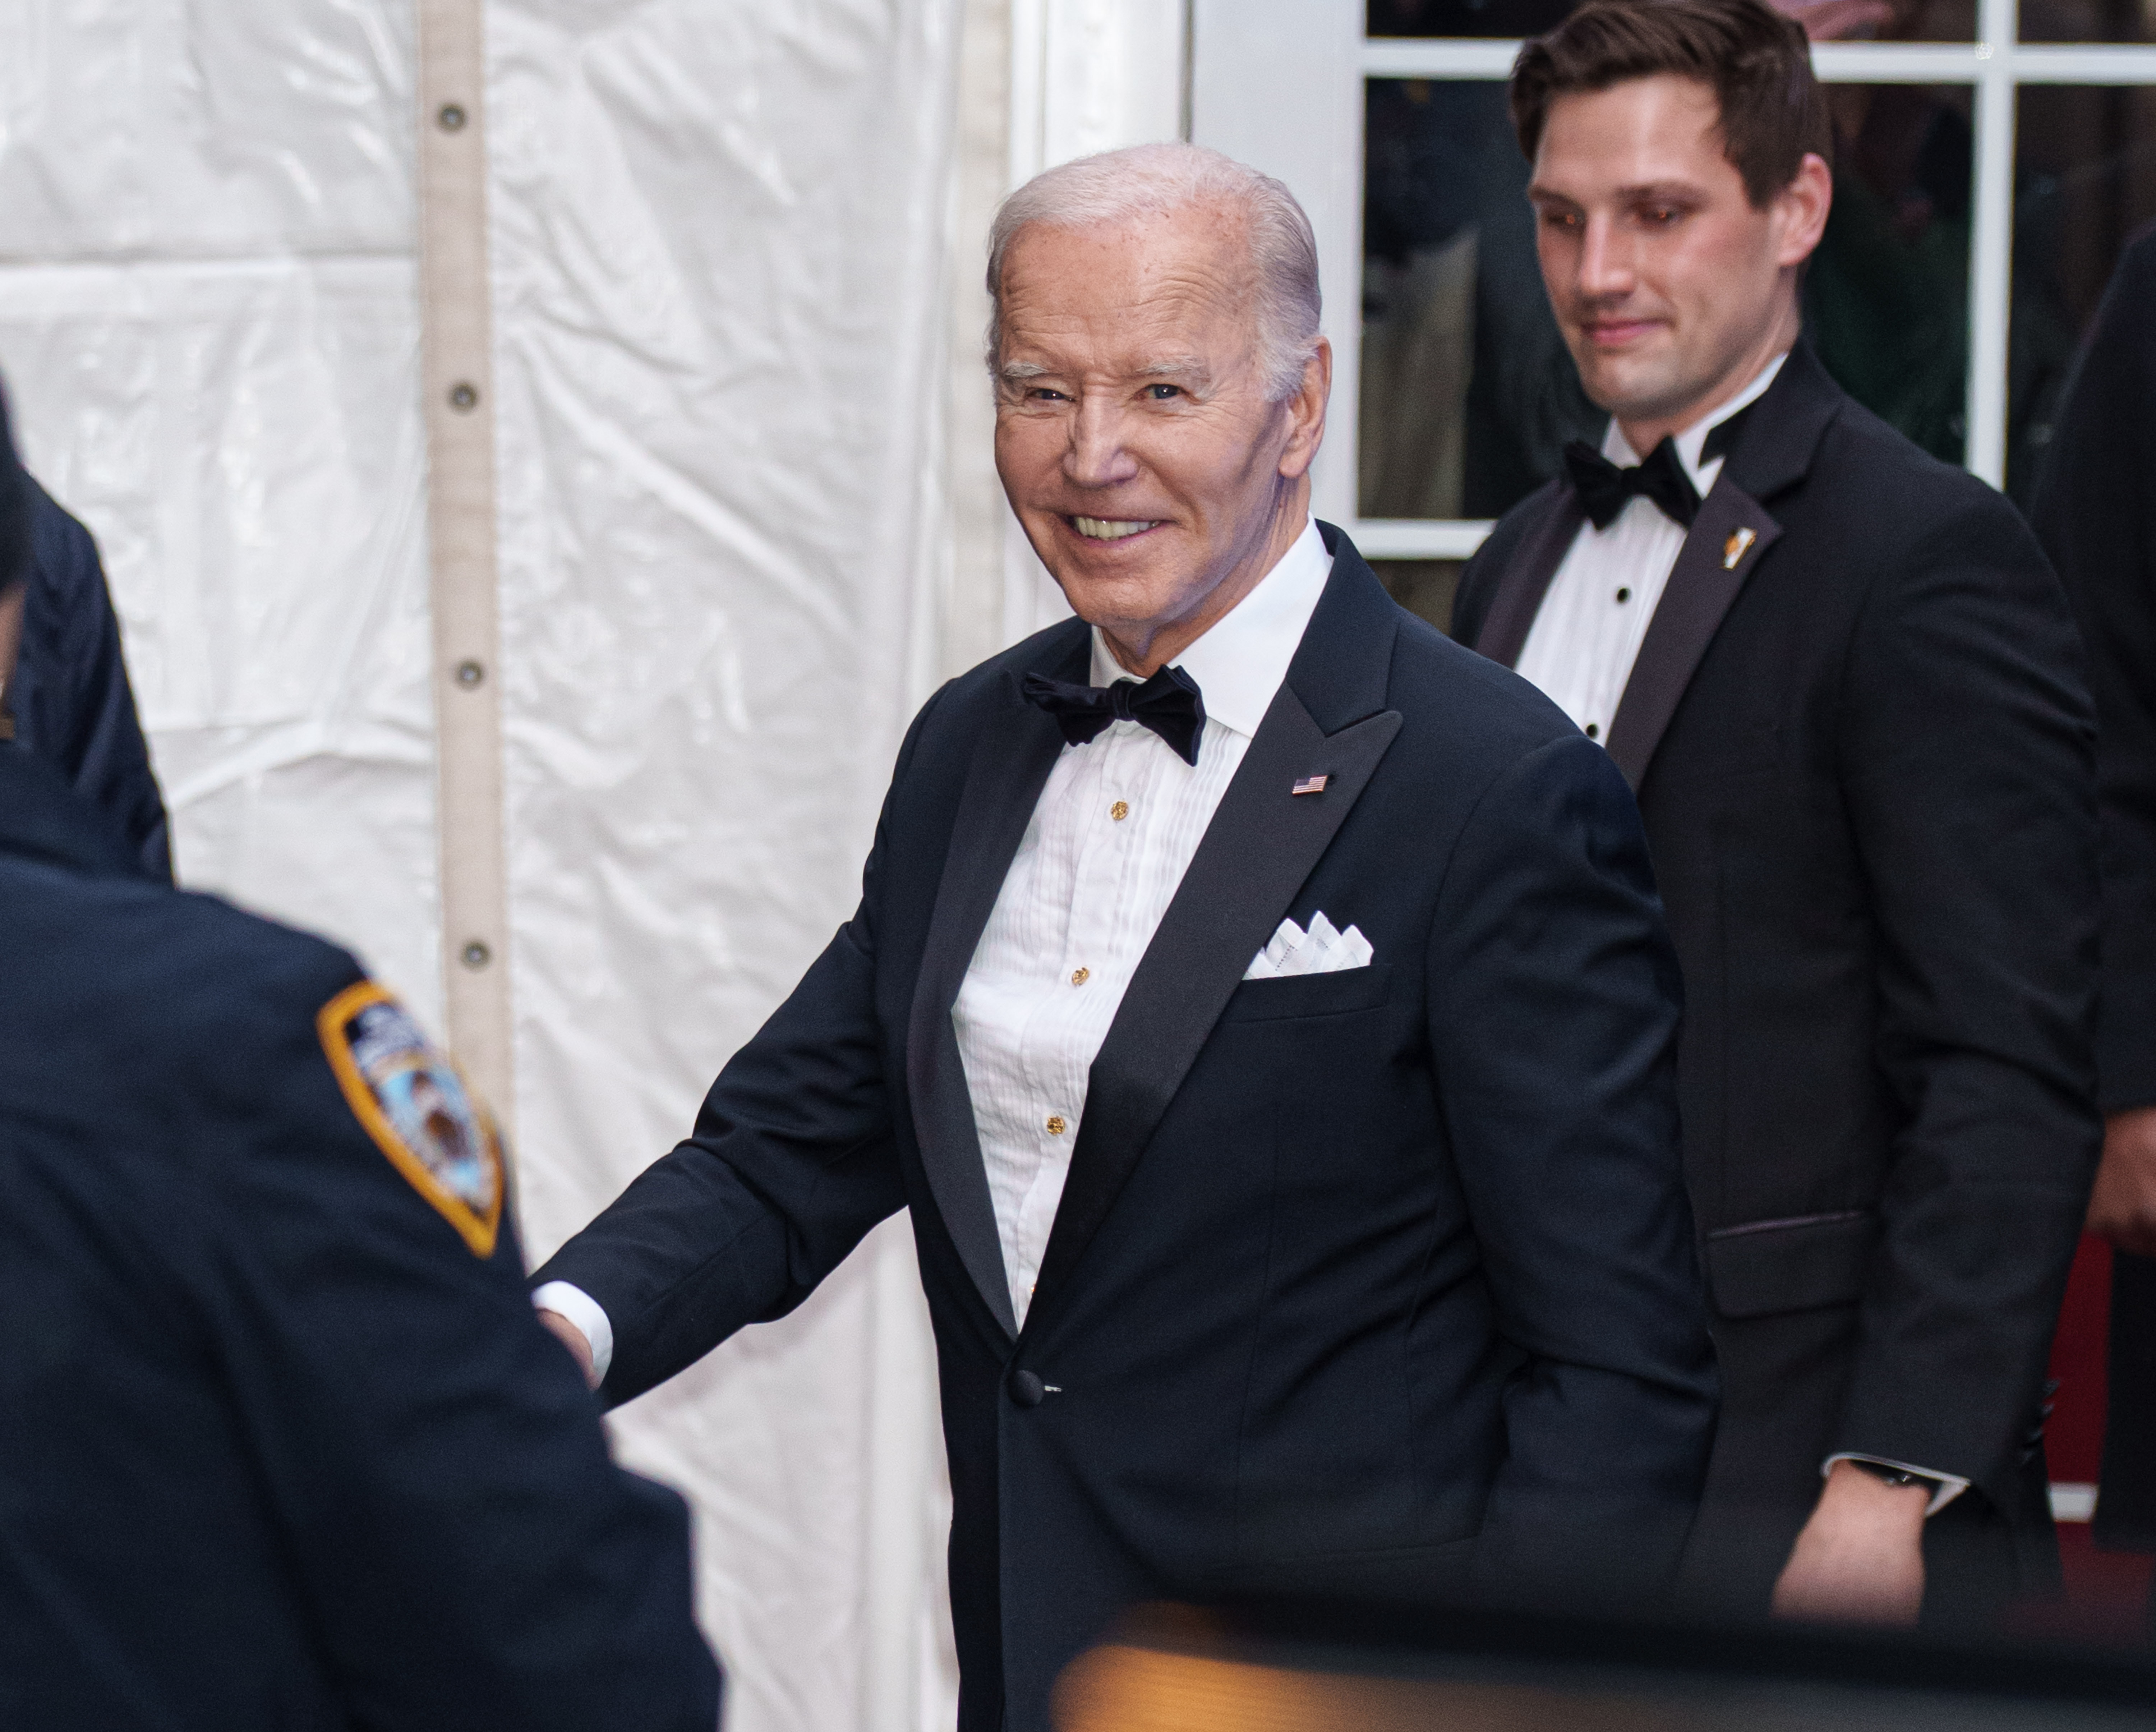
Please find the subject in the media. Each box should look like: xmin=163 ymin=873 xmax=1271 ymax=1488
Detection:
xmin=1194 ymin=0 xmax=2156 ymax=562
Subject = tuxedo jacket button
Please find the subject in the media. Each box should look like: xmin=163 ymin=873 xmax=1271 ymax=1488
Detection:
xmin=1008 ymin=1368 xmax=1045 ymax=1408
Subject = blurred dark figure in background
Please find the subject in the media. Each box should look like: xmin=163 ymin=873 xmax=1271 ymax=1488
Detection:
xmin=1365 ymin=0 xmax=1606 ymax=520
xmin=2030 ymin=221 xmax=2156 ymax=1623
xmin=0 ymin=389 xmax=170 ymax=881
xmin=0 ymin=406 xmax=721 ymax=1731
xmin=1453 ymin=0 xmax=2099 ymax=1631
xmin=1799 ymin=56 xmax=1974 ymax=469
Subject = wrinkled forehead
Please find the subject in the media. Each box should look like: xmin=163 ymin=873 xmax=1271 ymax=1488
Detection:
xmin=995 ymin=207 xmax=1261 ymax=371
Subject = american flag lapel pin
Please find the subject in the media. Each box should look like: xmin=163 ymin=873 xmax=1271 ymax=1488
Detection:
xmin=1292 ymin=774 xmax=1329 ymax=796
xmin=1722 ymin=526 xmax=1757 ymax=571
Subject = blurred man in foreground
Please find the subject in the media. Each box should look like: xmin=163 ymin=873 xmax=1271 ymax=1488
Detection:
xmin=0 ymin=405 xmax=719 ymax=1728
xmin=533 ymin=141 xmax=1715 ymax=1731
xmin=1453 ymin=0 xmax=2098 ymax=1630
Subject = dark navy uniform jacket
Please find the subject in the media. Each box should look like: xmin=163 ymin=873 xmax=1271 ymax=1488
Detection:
xmin=7 ymin=479 xmax=172 ymax=881
xmin=0 ymin=747 xmax=719 ymax=1731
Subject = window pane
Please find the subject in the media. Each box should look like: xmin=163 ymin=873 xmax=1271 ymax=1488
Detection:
xmin=1358 ymin=78 xmax=1974 ymax=521
xmin=1367 ymin=0 xmax=1974 ymax=41
xmin=1373 ymin=559 xmax=1467 ymax=633
xmin=1360 ymin=78 xmax=1600 ymax=521
xmin=2008 ymin=85 xmax=2156 ymax=499
xmin=2019 ymin=0 xmax=2156 ymax=43
xmin=1804 ymin=83 xmax=1975 ymax=468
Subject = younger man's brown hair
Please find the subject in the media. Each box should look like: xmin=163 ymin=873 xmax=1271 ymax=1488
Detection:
xmin=1510 ymin=0 xmax=1833 ymax=207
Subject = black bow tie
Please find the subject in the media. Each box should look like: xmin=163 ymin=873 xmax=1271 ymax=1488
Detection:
xmin=1563 ymin=435 xmax=1701 ymax=531
xmin=1563 ymin=406 xmax=1756 ymax=532
xmin=1021 ymin=664 xmax=1206 ymax=766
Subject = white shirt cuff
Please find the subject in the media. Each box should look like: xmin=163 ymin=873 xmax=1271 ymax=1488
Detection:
xmin=1823 ymin=1452 xmax=1970 ymax=1517
xmin=531 ymin=1281 xmax=614 ymax=1386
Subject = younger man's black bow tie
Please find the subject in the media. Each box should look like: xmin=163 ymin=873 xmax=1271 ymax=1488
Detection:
xmin=1022 ymin=664 xmax=1206 ymax=766
xmin=1563 ymin=435 xmax=1701 ymax=531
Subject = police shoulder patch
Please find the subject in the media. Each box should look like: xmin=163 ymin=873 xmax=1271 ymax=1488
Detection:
xmin=317 ymin=980 xmax=505 ymax=1257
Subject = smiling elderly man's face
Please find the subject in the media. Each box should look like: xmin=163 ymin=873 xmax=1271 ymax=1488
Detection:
xmin=992 ymin=203 xmax=1329 ymax=674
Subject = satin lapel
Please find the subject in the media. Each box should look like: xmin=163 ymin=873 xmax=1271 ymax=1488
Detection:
xmin=1602 ymin=480 xmax=1782 ymax=791
xmin=1473 ymin=485 xmax=1584 ymax=668
xmin=1024 ymin=687 xmax=1403 ymax=1332
xmin=906 ymin=651 xmax=1082 ymax=1338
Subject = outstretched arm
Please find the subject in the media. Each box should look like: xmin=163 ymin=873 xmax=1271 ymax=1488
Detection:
xmin=530 ymin=691 xmax=948 ymax=1404
xmin=532 ymin=913 xmax=910 ymax=1404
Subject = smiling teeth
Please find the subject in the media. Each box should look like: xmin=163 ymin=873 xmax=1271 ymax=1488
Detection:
xmin=1073 ymin=517 xmax=1160 ymax=540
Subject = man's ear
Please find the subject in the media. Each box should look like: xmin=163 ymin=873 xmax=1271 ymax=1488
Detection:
xmin=1775 ymin=152 xmax=1833 ymax=270
xmin=1277 ymin=335 xmax=1333 ymax=482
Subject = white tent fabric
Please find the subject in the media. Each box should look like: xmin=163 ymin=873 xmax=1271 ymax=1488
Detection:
xmin=0 ymin=3 xmax=960 ymax=1721
xmin=486 ymin=1 xmax=966 ymax=1723
xmin=0 ymin=2 xmax=1183 ymax=1725
xmin=0 ymin=3 xmax=443 ymax=1026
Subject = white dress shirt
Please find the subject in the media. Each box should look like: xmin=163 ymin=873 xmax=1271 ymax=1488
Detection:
xmin=955 ymin=518 xmax=1333 ymax=1328
xmin=534 ymin=517 xmax=1334 ymax=1369
xmin=1514 ymin=352 xmax=1786 ymax=745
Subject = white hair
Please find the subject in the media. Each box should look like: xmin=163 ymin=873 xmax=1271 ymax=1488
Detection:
xmin=985 ymin=142 xmax=1322 ymax=402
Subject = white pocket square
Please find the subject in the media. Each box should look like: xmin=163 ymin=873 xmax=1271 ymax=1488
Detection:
xmin=1243 ymin=911 xmax=1374 ymax=980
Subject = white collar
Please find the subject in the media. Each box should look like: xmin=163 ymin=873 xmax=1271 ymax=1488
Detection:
xmin=1088 ymin=516 xmax=1333 ymax=739
xmin=1606 ymin=348 xmax=1789 ymax=490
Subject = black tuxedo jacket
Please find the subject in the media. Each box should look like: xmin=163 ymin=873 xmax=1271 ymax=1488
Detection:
xmin=535 ymin=531 xmax=1718 ymax=1728
xmin=1454 ymin=345 xmax=2100 ymax=1606
xmin=2030 ymin=221 xmax=2156 ymax=1553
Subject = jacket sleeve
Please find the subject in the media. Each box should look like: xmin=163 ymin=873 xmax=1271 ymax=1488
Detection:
xmin=1831 ymin=490 xmax=2101 ymax=1500
xmin=198 ymin=952 xmax=721 ymax=1732
xmin=2029 ymin=228 xmax=2156 ymax=1112
xmin=531 ymin=693 xmax=946 ymax=1404
xmin=1427 ymin=731 xmax=1718 ymax=1597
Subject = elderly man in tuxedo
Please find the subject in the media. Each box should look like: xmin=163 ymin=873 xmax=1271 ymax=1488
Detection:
xmin=531 ymin=142 xmax=1717 ymax=1730
xmin=1451 ymin=0 xmax=2098 ymax=1631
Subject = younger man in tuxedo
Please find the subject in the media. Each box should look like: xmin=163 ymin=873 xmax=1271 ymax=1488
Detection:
xmin=1452 ymin=0 xmax=2100 ymax=1627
